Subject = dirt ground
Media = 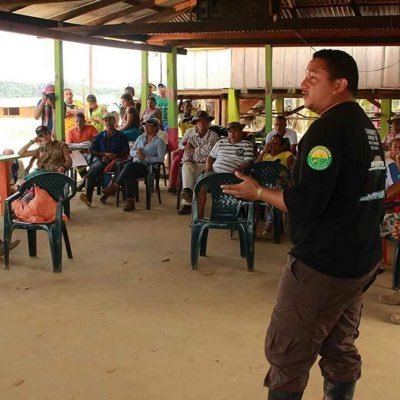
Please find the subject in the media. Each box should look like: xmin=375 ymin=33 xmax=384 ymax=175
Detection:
xmin=0 ymin=187 xmax=399 ymax=400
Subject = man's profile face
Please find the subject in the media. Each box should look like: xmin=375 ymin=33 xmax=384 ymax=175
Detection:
xmin=301 ymin=57 xmax=338 ymax=115
xmin=273 ymin=119 xmax=286 ymax=135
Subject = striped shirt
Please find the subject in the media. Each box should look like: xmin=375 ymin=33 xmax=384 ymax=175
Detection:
xmin=209 ymin=139 xmax=254 ymax=173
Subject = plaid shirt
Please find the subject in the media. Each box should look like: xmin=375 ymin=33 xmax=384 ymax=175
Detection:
xmin=183 ymin=129 xmax=220 ymax=163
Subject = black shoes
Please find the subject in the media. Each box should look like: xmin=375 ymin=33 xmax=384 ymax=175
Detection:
xmin=323 ymin=379 xmax=356 ymax=400
xmin=181 ymin=188 xmax=193 ymax=202
xmin=268 ymin=390 xmax=303 ymax=400
xmin=177 ymin=205 xmax=192 ymax=215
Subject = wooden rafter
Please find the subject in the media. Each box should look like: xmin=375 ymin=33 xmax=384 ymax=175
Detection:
xmin=53 ymin=15 xmax=400 ymax=36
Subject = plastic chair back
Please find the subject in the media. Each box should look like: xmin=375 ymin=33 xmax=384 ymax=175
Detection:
xmin=251 ymin=160 xmax=290 ymax=189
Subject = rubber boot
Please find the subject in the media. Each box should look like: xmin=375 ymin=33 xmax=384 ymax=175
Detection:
xmin=268 ymin=390 xmax=303 ymax=399
xmin=123 ymin=198 xmax=135 ymax=212
xmin=100 ymin=183 xmax=119 ymax=204
xmin=323 ymin=379 xmax=356 ymax=400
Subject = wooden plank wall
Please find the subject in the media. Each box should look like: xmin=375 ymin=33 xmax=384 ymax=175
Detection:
xmin=176 ymin=46 xmax=399 ymax=91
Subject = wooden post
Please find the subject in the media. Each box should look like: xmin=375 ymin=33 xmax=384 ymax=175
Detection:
xmin=54 ymin=39 xmax=65 ymax=140
xmin=380 ymin=99 xmax=391 ymax=140
xmin=265 ymin=44 xmax=273 ymax=134
xmin=141 ymin=51 xmax=149 ymax=116
xmin=228 ymin=88 xmax=239 ymax=122
xmin=167 ymin=47 xmax=178 ymax=150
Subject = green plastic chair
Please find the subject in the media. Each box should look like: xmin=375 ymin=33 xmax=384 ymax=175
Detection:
xmin=3 ymin=172 xmax=77 ymax=273
xmin=191 ymin=173 xmax=255 ymax=271
xmin=251 ymin=160 xmax=290 ymax=243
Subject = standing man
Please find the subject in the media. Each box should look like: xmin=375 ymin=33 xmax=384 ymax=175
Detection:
xmin=156 ymin=83 xmax=169 ymax=130
xmin=33 ymin=83 xmax=55 ymax=133
xmin=222 ymin=50 xmax=386 ymax=400
xmin=265 ymin=115 xmax=298 ymax=155
xmin=64 ymin=88 xmax=84 ymax=132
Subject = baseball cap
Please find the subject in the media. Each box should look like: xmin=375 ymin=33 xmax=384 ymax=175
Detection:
xmin=158 ymin=83 xmax=166 ymax=88
xmin=86 ymin=94 xmax=96 ymax=102
xmin=42 ymin=84 xmax=55 ymax=95
xmin=35 ymin=125 xmax=50 ymax=136
xmin=226 ymin=121 xmax=245 ymax=131
xmin=388 ymin=114 xmax=400 ymax=124
xmin=142 ymin=117 xmax=160 ymax=126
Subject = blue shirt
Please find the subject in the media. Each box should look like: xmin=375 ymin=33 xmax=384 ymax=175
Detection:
xmin=130 ymin=133 xmax=166 ymax=164
xmin=90 ymin=129 xmax=129 ymax=155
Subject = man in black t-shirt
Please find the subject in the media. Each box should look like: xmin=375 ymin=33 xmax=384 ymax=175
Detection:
xmin=222 ymin=50 xmax=385 ymax=400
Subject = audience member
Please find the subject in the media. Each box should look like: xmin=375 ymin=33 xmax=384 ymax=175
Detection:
xmin=178 ymin=110 xmax=219 ymax=215
xmin=156 ymin=83 xmax=168 ymax=130
xmin=382 ymin=115 xmax=400 ymax=150
xmin=265 ymin=115 xmax=298 ymax=155
xmin=33 ymin=83 xmax=55 ymax=133
xmin=18 ymin=125 xmax=72 ymax=179
xmin=256 ymin=134 xmax=295 ymax=169
xmin=85 ymin=94 xmax=107 ymax=133
xmin=141 ymin=97 xmax=162 ymax=125
xmin=100 ymin=118 xmax=166 ymax=212
xmin=64 ymin=88 xmax=84 ymax=132
xmin=65 ymin=113 xmax=98 ymax=144
xmin=79 ymin=113 xmax=129 ymax=207
xmin=119 ymin=93 xmax=141 ymax=142
xmin=178 ymin=100 xmax=194 ymax=137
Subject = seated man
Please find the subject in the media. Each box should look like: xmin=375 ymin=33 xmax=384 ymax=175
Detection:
xmin=178 ymin=110 xmax=219 ymax=215
xmin=65 ymin=112 xmax=98 ymax=145
xmin=80 ymin=113 xmax=129 ymax=207
xmin=265 ymin=115 xmax=298 ymax=155
xmin=18 ymin=125 xmax=72 ymax=179
xmin=197 ymin=121 xmax=254 ymax=217
xmin=382 ymin=114 xmax=400 ymax=151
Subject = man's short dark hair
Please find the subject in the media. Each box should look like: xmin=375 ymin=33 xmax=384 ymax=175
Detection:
xmin=313 ymin=49 xmax=359 ymax=97
xmin=121 ymin=93 xmax=133 ymax=102
xmin=275 ymin=115 xmax=286 ymax=123
xmin=76 ymin=112 xmax=85 ymax=119
xmin=148 ymin=96 xmax=156 ymax=104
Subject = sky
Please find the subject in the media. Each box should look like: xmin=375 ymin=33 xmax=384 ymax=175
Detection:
xmin=0 ymin=31 xmax=166 ymax=88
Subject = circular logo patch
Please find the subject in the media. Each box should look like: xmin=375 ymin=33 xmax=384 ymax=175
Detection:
xmin=307 ymin=146 xmax=332 ymax=171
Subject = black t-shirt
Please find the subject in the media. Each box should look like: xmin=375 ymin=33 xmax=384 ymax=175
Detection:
xmin=283 ymin=102 xmax=386 ymax=278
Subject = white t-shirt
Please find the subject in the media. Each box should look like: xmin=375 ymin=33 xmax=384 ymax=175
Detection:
xmin=265 ymin=128 xmax=298 ymax=145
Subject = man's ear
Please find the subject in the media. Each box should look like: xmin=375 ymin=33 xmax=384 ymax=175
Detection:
xmin=333 ymin=78 xmax=348 ymax=94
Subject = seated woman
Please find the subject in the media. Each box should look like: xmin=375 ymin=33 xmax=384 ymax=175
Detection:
xmin=100 ymin=118 xmax=166 ymax=212
xmin=256 ymin=134 xmax=294 ymax=169
xmin=18 ymin=125 xmax=72 ymax=180
xmin=119 ymin=93 xmax=141 ymax=142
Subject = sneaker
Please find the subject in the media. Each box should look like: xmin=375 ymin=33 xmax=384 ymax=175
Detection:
xmin=379 ymin=290 xmax=400 ymax=305
xmin=0 ymin=240 xmax=20 ymax=257
xmin=79 ymin=193 xmax=92 ymax=207
xmin=167 ymin=187 xmax=177 ymax=194
xmin=76 ymin=180 xmax=85 ymax=192
xmin=390 ymin=313 xmax=400 ymax=325
xmin=177 ymin=205 xmax=192 ymax=215
xmin=181 ymin=188 xmax=193 ymax=202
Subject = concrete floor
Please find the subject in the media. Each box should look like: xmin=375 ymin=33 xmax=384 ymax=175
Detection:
xmin=0 ymin=186 xmax=399 ymax=400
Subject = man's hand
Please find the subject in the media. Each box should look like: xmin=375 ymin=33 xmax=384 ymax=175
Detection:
xmin=221 ymin=171 xmax=261 ymax=200
xmin=204 ymin=164 xmax=213 ymax=173
xmin=136 ymin=148 xmax=145 ymax=160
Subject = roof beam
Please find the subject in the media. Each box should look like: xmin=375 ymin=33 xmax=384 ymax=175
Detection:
xmin=54 ymin=15 xmax=400 ymax=36
xmin=0 ymin=17 xmax=186 ymax=54
xmin=0 ymin=0 xmax=78 ymax=7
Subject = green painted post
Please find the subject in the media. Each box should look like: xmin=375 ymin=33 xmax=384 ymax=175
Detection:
xmin=141 ymin=51 xmax=149 ymax=114
xmin=265 ymin=44 xmax=273 ymax=134
xmin=227 ymin=88 xmax=240 ymax=123
xmin=380 ymin=99 xmax=391 ymax=140
xmin=167 ymin=47 xmax=178 ymax=150
xmin=54 ymin=39 xmax=65 ymax=140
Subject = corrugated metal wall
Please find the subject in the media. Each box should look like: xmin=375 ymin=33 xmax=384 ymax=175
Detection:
xmin=177 ymin=46 xmax=400 ymax=90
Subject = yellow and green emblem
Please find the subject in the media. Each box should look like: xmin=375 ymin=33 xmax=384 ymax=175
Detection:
xmin=307 ymin=146 xmax=332 ymax=171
